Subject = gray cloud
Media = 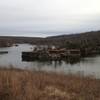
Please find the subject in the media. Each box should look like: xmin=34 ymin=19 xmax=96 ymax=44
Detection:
xmin=0 ymin=0 xmax=100 ymax=37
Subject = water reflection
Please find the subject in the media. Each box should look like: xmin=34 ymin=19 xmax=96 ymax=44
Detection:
xmin=0 ymin=44 xmax=100 ymax=78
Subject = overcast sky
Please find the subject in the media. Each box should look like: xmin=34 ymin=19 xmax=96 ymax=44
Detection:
xmin=0 ymin=0 xmax=100 ymax=37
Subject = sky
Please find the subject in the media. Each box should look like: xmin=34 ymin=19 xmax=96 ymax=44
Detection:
xmin=0 ymin=0 xmax=100 ymax=37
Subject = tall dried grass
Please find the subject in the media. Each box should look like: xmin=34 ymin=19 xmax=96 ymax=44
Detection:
xmin=0 ymin=68 xmax=100 ymax=100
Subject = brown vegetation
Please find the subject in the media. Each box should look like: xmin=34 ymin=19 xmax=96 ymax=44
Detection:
xmin=0 ymin=30 xmax=100 ymax=46
xmin=0 ymin=68 xmax=100 ymax=100
xmin=1 ymin=31 xmax=100 ymax=57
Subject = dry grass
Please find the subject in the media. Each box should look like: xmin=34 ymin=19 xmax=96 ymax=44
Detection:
xmin=0 ymin=68 xmax=100 ymax=100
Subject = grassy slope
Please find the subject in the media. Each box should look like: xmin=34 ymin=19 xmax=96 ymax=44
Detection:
xmin=0 ymin=69 xmax=100 ymax=100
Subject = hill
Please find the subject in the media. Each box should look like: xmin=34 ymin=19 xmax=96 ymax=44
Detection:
xmin=0 ymin=31 xmax=100 ymax=48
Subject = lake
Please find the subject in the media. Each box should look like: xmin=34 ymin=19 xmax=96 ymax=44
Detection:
xmin=0 ymin=44 xmax=100 ymax=78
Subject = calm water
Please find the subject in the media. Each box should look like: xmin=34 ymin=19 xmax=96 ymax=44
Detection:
xmin=0 ymin=44 xmax=100 ymax=78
